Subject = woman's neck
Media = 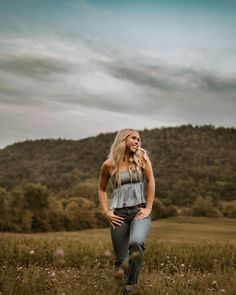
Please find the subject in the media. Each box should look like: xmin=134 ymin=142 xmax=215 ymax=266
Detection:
xmin=123 ymin=151 xmax=131 ymax=163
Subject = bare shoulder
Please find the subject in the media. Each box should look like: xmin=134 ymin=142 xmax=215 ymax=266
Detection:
xmin=99 ymin=159 xmax=113 ymax=187
xmin=101 ymin=159 xmax=113 ymax=174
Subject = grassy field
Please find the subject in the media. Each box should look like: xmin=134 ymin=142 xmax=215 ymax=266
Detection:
xmin=1 ymin=216 xmax=236 ymax=295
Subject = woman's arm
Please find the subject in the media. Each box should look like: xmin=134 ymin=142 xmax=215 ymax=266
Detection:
xmin=98 ymin=160 xmax=124 ymax=228
xmin=144 ymin=156 xmax=155 ymax=210
xmin=135 ymin=153 xmax=155 ymax=220
xmin=98 ymin=160 xmax=111 ymax=214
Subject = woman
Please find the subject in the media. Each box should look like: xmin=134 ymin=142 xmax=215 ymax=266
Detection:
xmin=98 ymin=128 xmax=155 ymax=293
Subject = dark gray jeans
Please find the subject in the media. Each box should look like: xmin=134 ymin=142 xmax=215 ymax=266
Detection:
xmin=110 ymin=206 xmax=151 ymax=285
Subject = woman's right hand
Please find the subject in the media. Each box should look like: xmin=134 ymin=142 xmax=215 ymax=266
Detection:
xmin=105 ymin=210 xmax=124 ymax=229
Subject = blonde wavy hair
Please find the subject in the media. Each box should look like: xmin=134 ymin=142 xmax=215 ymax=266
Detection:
xmin=108 ymin=128 xmax=148 ymax=185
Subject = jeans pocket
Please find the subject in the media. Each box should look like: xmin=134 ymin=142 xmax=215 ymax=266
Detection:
xmin=114 ymin=209 xmax=126 ymax=217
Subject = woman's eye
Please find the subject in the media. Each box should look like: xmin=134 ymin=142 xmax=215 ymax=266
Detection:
xmin=131 ymin=136 xmax=140 ymax=141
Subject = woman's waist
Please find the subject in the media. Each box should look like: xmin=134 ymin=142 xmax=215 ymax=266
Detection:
xmin=113 ymin=203 xmax=146 ymax=211
xmin=113 ymin=181 xmax=144 ymax=190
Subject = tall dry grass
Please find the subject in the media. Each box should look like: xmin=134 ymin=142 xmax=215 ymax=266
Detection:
xmin=1 ymin=217 xmax=236 ymax=295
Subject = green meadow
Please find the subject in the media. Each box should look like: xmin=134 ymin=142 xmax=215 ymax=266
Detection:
xmin=1 ymin=217 xmax=236 ymax=295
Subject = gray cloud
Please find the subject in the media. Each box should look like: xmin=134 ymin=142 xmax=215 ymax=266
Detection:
xmin=0 ymin=49 xmax=236 ymax=150
xmin=96 ymin=60 xmax=236 ymax=95
xmin=96 ymin=62 xmax=177 ymax=92
xmin=0 ymin=53 xmax=75 ymax=80
xmin=0 ymin=52 xmax=78 ymax=107
xmin=0 ymin=0 xmax=236 ymax=149
xmin=1 ymin=52 xmax=235 ymax=119
xmin=199 ymin=72 xmax=236 ymax=93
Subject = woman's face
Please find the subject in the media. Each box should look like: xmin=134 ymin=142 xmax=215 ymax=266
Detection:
xmin=125 ymin=131 xmax=140 ymax=153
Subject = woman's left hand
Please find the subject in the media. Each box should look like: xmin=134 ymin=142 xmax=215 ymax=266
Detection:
xmin=135 ymin=207 xmax=151 ymax=220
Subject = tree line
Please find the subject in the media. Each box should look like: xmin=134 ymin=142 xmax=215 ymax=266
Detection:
xmin=0 ymin=125 xmax=236 ymax=232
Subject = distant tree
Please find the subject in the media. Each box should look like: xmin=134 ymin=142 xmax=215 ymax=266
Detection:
xmin=47 ymin=196 xmax=65 ymax=231
xmin=73 ymin=178 xmax=98 ymax=204
xmin=0 ymin=187 xmax=11 ymax=231
xmin=218 ymin=200 xmax=236 ymax=218
xmin=190 ymin=196 xmax=220 ymax=217
xmin=23 ymin=183 xmax=48 ymax=210
xmin=23 ymin=183 xmax=51 ymax=232
xmin=9 ymin=185 xmax=27 ymax=232
xmin=64 ymin=197 xmax=96 ymax=230
xmin=151 ymin=198 xmax=177 ymax=220
xmin=9 ymin=183 xmax=51 ymax=232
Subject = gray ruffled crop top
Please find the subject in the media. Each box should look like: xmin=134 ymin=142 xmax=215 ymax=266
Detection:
xmin=109 ymin=170 xmax=147 ymax=209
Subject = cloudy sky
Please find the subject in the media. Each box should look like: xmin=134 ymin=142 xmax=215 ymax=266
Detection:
xmin=0 ymin=0 xmax=236 ymax=148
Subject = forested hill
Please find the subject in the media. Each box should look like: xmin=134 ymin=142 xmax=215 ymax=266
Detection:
xmin=0 ymin=125 xmax=236 ymax=207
